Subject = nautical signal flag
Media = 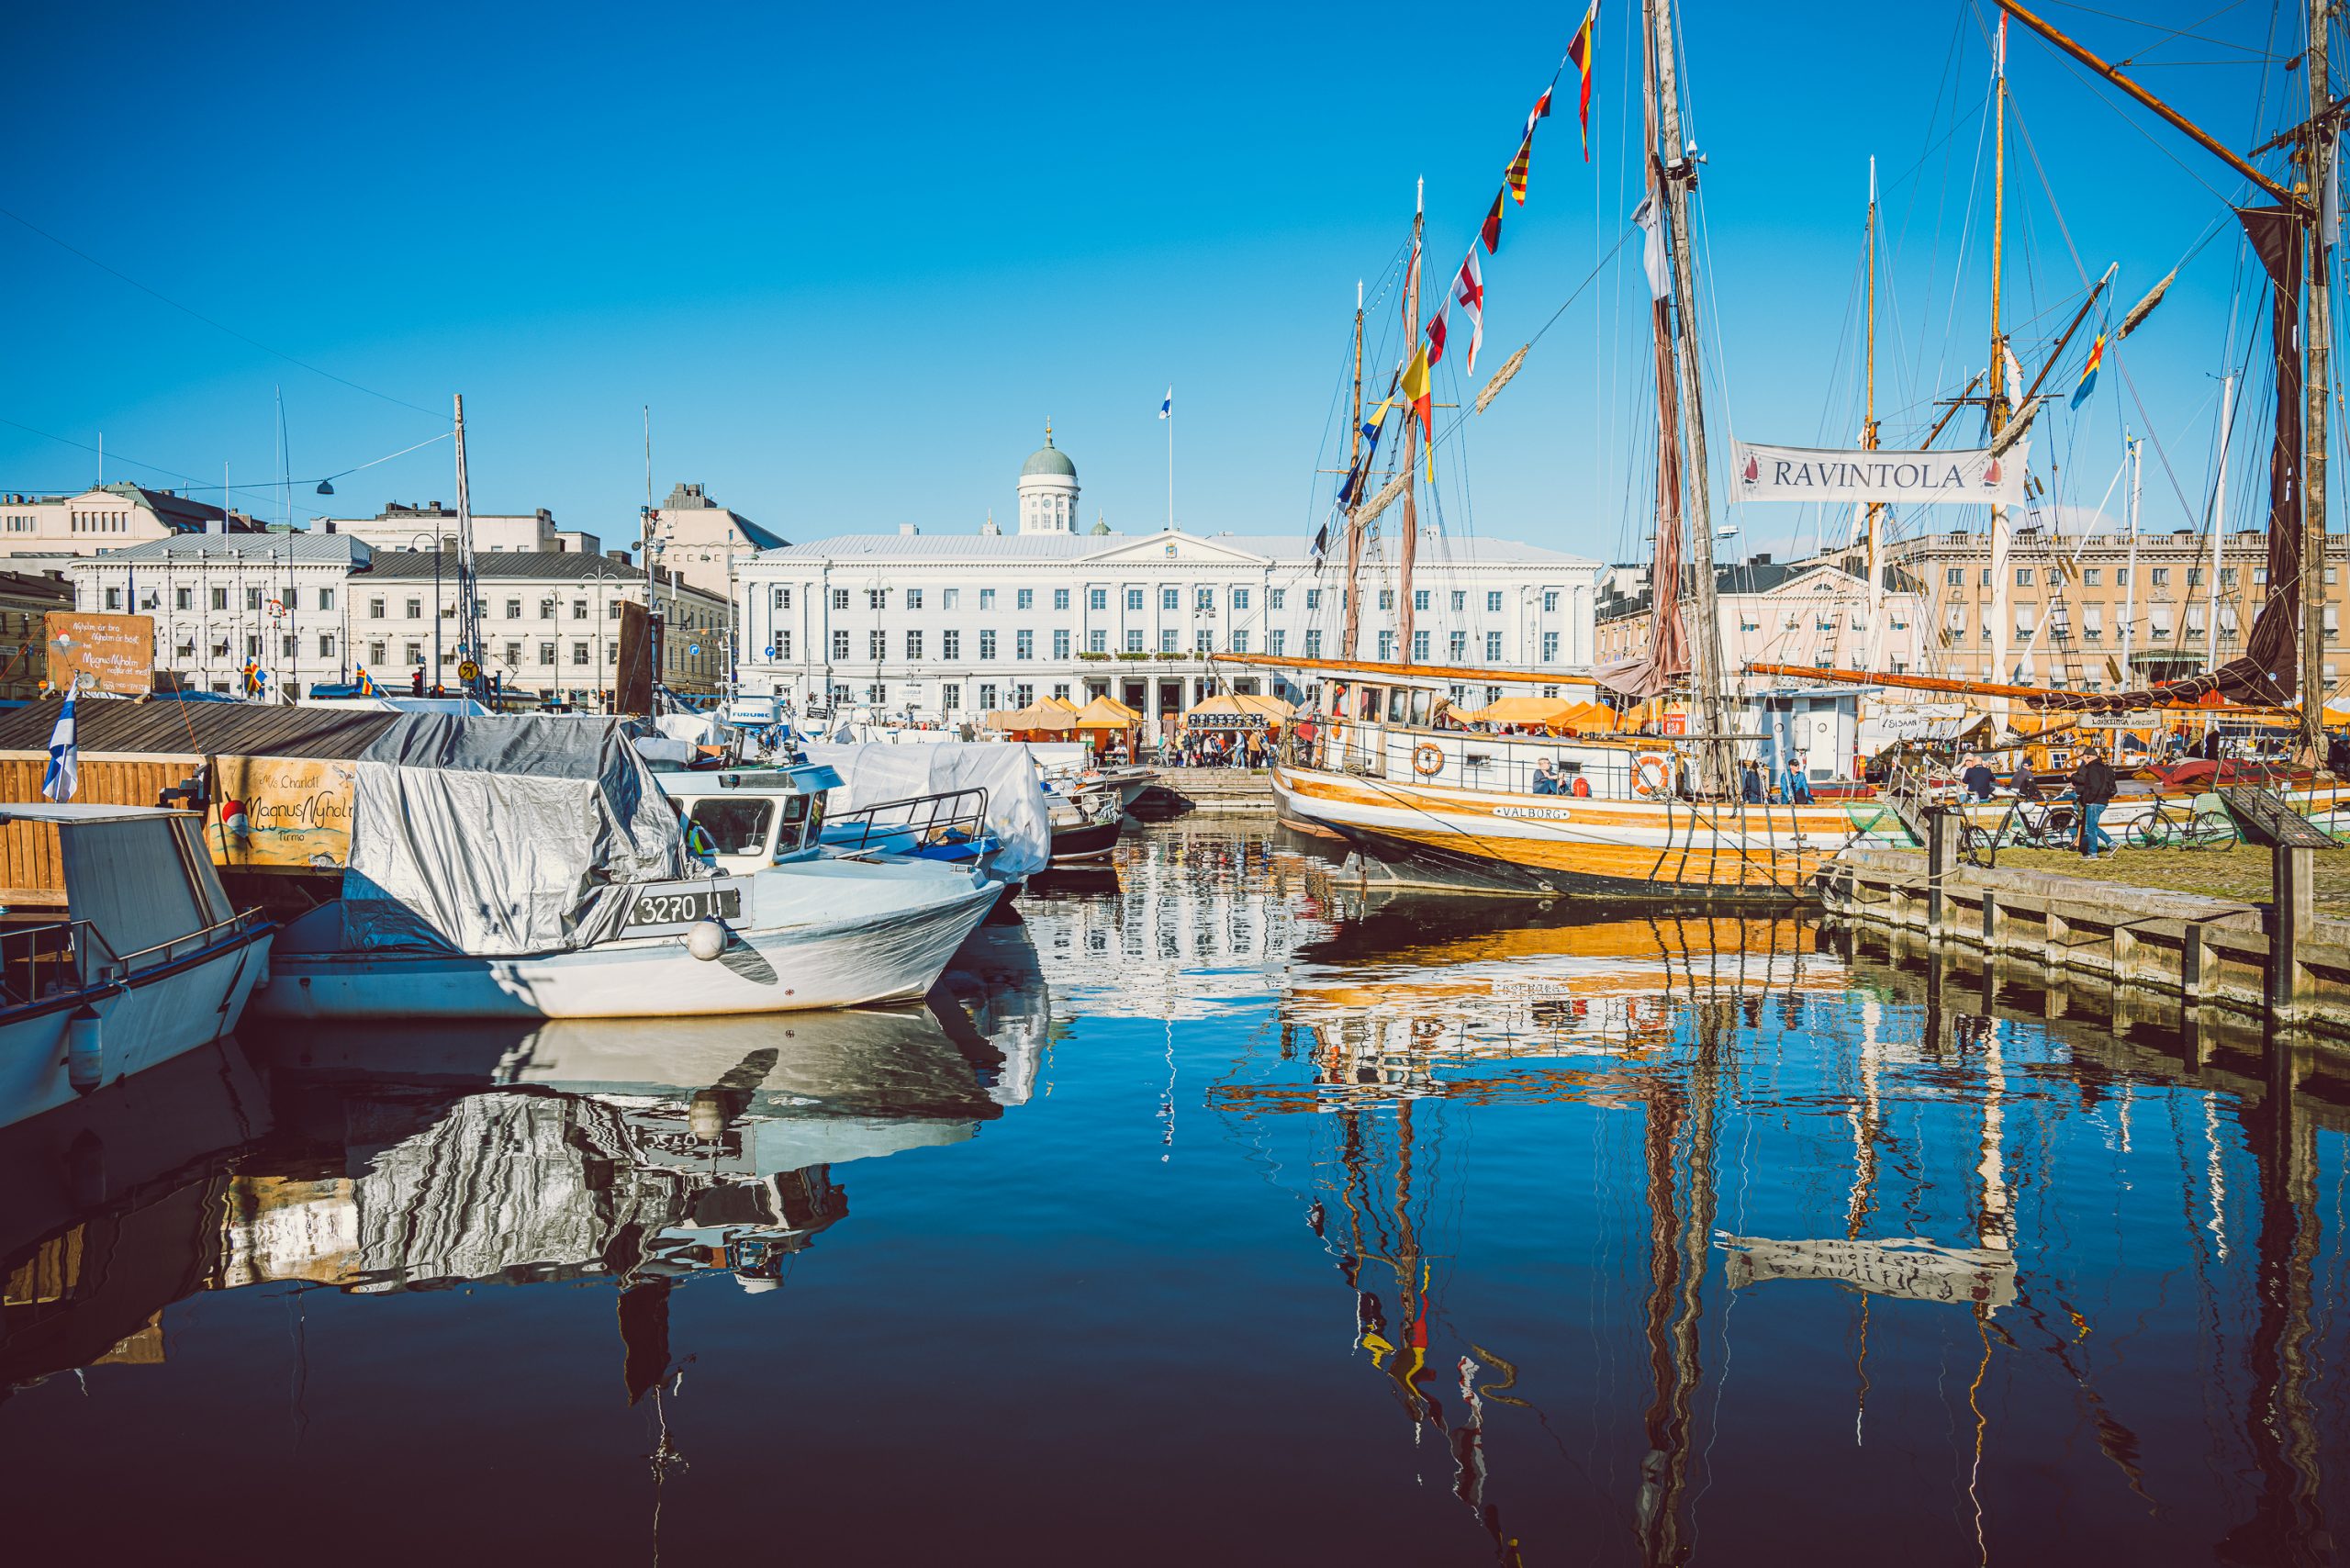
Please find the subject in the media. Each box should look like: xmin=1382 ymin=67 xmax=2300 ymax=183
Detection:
xmin=2071 ymin=331 xmax=2107 ymax=409
xmin=1401 ymin=344 xmax=1435 ymax=480
xmin=1427 ymin=308 xmax=1449 ymax=368
xmin=1482 ymin=189 xmax=1507 ymax=255
xmin=1506 ymin=88 xmax=1551 ymax=202
xmin=1566 ymin=3 xmax=1597 ymax=161
xmin=1454 ymin=252 xmax=1485 ymax=375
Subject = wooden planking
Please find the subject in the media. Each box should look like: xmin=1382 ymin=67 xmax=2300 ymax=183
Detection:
xmin=0 ymin=817 xmax=63 ymax=902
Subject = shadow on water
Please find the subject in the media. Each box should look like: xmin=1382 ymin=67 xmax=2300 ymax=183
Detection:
xmin=1 ymin=817 xmax=2343 ymax=1564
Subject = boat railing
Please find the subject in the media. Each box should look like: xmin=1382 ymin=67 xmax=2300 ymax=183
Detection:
xmin=112 ymin=908 xmax=270 ymax=975
xmin=825 ymin=788 xmax=993 ymax=856
xmin=0 ymin=918 xmax=115 ymax=1007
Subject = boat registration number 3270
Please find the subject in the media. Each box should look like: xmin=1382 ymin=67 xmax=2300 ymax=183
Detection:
xmin=629 ymin=882 xmax=743 ymax=927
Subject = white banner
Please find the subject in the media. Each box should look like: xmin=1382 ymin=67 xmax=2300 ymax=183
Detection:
xmin=1733 ymin=441 xmax=2027 ymax=507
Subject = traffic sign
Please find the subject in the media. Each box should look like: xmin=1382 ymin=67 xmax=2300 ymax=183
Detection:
xmin=457 ymin=660 xmax=480 ymax=682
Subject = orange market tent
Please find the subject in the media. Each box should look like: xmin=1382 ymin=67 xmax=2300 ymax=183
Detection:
xmin=1460 ymin=696 xmax=1579 ymax=729
xmin=996 ymin=700 xmax=1080 ymax=735
xmin=1043 ymin=693 xmax=1080 ymax=712
xmin=1562 ymin=700 xmax=1619 ymax=732
xmin=1074 ymin=694 xmax=1143 ymax=729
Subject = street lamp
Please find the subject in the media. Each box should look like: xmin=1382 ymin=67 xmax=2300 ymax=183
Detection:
xmin=587 ymin=566 xmax=621 ymax=713
xmin=409 ymin=531 xmax=444 ymax=689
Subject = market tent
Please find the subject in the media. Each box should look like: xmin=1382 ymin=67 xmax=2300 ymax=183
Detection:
xmin=1462 ymin=696 xmax=1578 ymax=729
xmin=997 ymin=700 xmax=1080 ymax=734
xmin=1043 ymin=694 xmax=1081 ymax=712
xmin=1563 ymin=700 xmax=1619 ymax=732
xmin=1188 ymin=692 xmax=1297 ymax=725
xmin=1073 ymin=694 xmax=1143 ymax=729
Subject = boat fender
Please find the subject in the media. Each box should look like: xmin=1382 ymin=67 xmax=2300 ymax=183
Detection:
xmin=66 ymin=1005 xmax=103 ymax=1094
xmin=1633 ymin=753 xmax=1671 ymax=797
xmin=686 ymin=920 xmax=727 ymax=961
xmin=1413 ymin=744 xmax=1445 ymax=777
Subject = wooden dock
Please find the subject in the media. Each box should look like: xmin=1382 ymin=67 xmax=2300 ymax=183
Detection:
xmin=1825 ymin=812 xmax=2350 ymax=1040
xmin=1137 ymin=767 xmax=1275 ymax=812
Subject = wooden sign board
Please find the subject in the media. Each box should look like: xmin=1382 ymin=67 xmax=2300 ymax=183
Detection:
xmin=212 ymin=755 xmax=360 ymax=871
xmin=46 ymin=612 xmax=153 ymax=694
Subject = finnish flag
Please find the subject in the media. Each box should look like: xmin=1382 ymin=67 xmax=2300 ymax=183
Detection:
xmin=1158 ymin=387 xmax=1172 ymax=420
xmin=41 ymin=688 xmax=77 ymax=802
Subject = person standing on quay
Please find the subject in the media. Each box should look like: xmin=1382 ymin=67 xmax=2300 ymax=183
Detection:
xmin=2071 ymin=747 xmax=2119 ymax=859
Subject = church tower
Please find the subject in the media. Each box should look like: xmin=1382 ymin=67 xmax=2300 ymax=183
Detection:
xmin=1016 ymin=422 xmax=1079 ymax=535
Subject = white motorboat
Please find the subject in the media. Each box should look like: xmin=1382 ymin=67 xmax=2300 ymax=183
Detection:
xmin=0 ymin=804 xmax=273 ymax=1128
xmin=252 ymin=716 xmax=1002 ymax=1023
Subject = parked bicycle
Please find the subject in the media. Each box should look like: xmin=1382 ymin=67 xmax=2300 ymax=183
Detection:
xmin=2125 ymin=797 xmax=2237 ymax=849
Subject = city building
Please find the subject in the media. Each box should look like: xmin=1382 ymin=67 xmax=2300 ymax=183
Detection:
xmin=0 ymin=482 xmax=255 ymax=560
xmin=1594 ymin=553 xmax=1930 ymax=690
xmin=1881 ymin=526 xmax=2350 ymax=690
xmin=731 ymin=432 xmax=1601 ymax=727
xmin=359 ymin=550 xmax=726 ymax=701
xmin=321 ymin=500 xmax=602 ymax=557
xmin=66 ymin=537 xmax=727 ymax=700
xmin=643 ymin=482 xmax=787 ymax=599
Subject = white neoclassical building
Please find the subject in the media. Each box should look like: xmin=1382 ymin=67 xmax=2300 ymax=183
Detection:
xmin=733 ymin=432 xmax=1601 ymax=726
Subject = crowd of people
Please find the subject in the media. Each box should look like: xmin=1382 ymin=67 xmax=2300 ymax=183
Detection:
xmin=1953 ymin=748 xmax=2122 ymax=858
xmin=1157 ymin=726 xmax=1274 ymax=768
xmin=1737 ymin=751 xmax=1817 ymax=805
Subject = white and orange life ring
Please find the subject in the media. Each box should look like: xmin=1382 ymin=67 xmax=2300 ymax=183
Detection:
xmin=1633 ymin=753 xmax=1672 ymax=797
xmin=1413 ymin=743 xmax=1446 ymax=777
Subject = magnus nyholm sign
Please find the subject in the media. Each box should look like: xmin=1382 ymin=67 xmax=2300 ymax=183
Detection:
xmin=1731 ymin=440 xmax=2029 ymax=507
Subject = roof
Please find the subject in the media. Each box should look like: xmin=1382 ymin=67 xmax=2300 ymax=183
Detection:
xmin=364 ymin=550 xmax=646 ymax=583
xmin=659 ymin=483 xmax=788 ymax=550
xmin=73 ymin=533 xmax=371 ymax=566
xmin=0 ymin=802 xmax=194 ymax=823
xmin=0 ymin=699 xmax=399 ymax=760
xmin=1020 ymin=435 xmax=1077 ymax=480
xmin=750 ymin=530 xmax=1594 ymax=568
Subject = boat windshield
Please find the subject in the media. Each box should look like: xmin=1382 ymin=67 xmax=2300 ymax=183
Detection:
xmin=687 ymin=798 xmax=774 ymax=857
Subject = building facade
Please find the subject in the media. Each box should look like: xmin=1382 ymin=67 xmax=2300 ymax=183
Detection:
xmin=0 ymin=483 xmax=254 ymax=560
xmin=66 ymin=537 xmax=728 ymax=700
xmin=322 ymin=500 xmax=602 ymax=558
xmin=732 ymin=436 xmax=1601 ymax=725
xmin=643 ymin=482 xmax=786 ymax=599
xmin=1594 ymin=554 xmax=1930 ymax=691
xmin=1881 ymin=527 xmax=2350 ymax=690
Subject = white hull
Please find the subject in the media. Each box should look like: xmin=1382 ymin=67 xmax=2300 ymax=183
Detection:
xmin=255 ymin=863 xmax=1003 ymax=1022
xmin=0 ymin=928 xmax=274 ymax=1130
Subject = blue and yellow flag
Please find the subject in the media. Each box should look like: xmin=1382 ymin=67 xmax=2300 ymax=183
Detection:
xmin=2071 ymin=330 xmax=2107 ymax=409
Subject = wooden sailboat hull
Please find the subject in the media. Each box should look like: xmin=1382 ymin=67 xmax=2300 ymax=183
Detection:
xmin=1272 ymin=764 xmax=1895 ymax=900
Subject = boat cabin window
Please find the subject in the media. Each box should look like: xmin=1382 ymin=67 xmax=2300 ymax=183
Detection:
xmin=687 ymin=798 xmax=774 ymax=857
xmin=1406 ymin=689 xmax=1433 ymax=727
xmin=774 ymin=794 xmax=816 ymax=859
xmin=1360 ymin=687 xmax=1384 ymax=722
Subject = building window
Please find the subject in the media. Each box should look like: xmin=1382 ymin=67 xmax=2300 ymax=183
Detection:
xmin=942 ymin=588 xmax=959 ymax=610
xmin=942 ymin=683 xmax=961 ymax=711
xmin=539 ymin=598 xmax=556 ymax=620
xmin=773 ymin=587 xmax=793 ymax=610
xmin=1378 ymin=631 xmax=1396 ymax=658
xmin=280 ymin=634 xmax=297 ymax=657
xmin=942 ymin=630 xmax=961 ymax=659
xmin=906 ymin=588 xmax=923 ymax=610
xmin=907 ymin=631 xmax=924 ymax=660
xmin=1269 ymin=631 xmax=1286 ymax=655
xmin=1194 ymin=588 xmax=1213 ymax=611
xmin=369 ymin=640 xmax=386 ymax=664
xmin=1542 ymin=632 xmax=1560 ymax=662
xmin=572 ymin=643 xmax=589 ymax=666
xmin=1053 ymin=629 xmax=1070 ymax=658
xmin=1089 ymin=629 xmax=1107 ymax=653
xmin=831 ymin=629 xmax=850 ymax=659
xmin=105 ymin=588 xmax=121 ymax=610
xmin=573 ymin=599 xmax=588 ymax=620
xmin=1162 ymin=588 xmax=1180 ymax=610
xmin=1449 ymin=590 xmax=1465 ymax=611
xmin=1126 ymin=631 xmax=1143 ymax=653
xmin=979 ymin=630 xmax=998 ymax=659
xmin=540 ymin=643 xmax=557 ymax=666
xmin=1379 ymin=589 xmax=1394 ymax=610
xmin=868 ymin=629 xmax=887 ymax=660
xmin=1053 ymin=588 xmax=1069 ymax=610
xmin=2188 ymin=566 xmax=2204 ymax=588
xmin=211 ymin=588 xmax=229 ymax=610
xmin=1196 ymin=631 xmax=1214 ymax=654
xmin=1449 ymin=631 xmax=1467 ymax=660
xmin=1487 ymin=591 xmax=1504 ymax=612
xmin=1269 ymin=588 xmax=1286 ymax=610
xmin=1160 ymin=630 xmax=1178 ymax=653
xmin=2152 ymin=567 xmax=2170 ymax=588
xmin=1125 ymin=588 xmax=1144 ymax=610
xmin=1414 ymin=589 xmax=1430 ymax=611
xmin=502 ymin=642 xmax=520 ymax=666
xmin=319 ymin=633 xmax=335 ymax=658
xmin=981 ymin=589 xmax=999 ymax=610
xmin=867 ymin=588 xmax=886 ymax=610
xmin=833 ymin=588 xmax=851 ymax=610
xmin=1013 ymin=683 xmax=1034 ymax=710
xmin=2083 ymin=568 xmax=2102 ymax=587
xmin=1230 ymin=631 xmax=1249 ymax=655
xmin=1016 ymin=630 xmax=1035 ymax=659
xmin=174 ymin=588 xmax=193 ymax=610
xmin=406 ymin=598 xmax=422 ymax=620
xmin=978 ymin=683 xmax=997 ymax=711
xmin=250 ymin=634 xmax=264 ymax=657
xmin=775 ymin=631 xmax=792 ymax=660
xmin=1233 ymin=588 xmax=1251 ymax=610
xmin=1413 ymin=631 xmax=1430 ymax=660
xmin=1485 ymin=632 xmax=1503 ymax=660
xmin=1304 ymin=630 xmax=1323 ymax=657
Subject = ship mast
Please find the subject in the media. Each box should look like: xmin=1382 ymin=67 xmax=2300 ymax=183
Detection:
xmin=2297 ymin=0 xmax=2333 ymax=762
xmin=1343 ymin=284 xmax=1368 ymax=662
xmin=1650 ymin=0 xmax=1734 ymax=794
xmin=1863 ymin=157 xmax=1885 ymax=671
xmin=1987 ymin=15 xmax=2013 ymax=709
xmin=1398 ymin=183 xmax=1426 ymax=667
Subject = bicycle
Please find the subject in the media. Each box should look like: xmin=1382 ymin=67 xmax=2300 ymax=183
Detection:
xmin=2125 ymin=797 xmax=2237 ymax=849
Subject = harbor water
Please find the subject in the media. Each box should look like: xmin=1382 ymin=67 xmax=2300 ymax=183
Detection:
xmin=2 ymin=816 xmax=2344 ymax=1564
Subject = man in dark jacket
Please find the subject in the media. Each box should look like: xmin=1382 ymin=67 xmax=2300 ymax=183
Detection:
xmin=2327 ymin=729 xmax=2350 ymax=778
xmin=2071 ymin=748 xmax=2119 ymax=858
xmin=2011 ymin=756 xmax=2042 ymax=801
xmin=1960 ymin=756 xmax=1998 ymax=801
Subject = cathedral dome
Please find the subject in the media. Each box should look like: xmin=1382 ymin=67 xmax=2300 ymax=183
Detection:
xmin=1020 ymin=438 xmax=1076 ymax=479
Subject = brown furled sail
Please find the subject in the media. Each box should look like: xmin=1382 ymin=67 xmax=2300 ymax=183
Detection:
xmin=2031 ymin=204 xmax=2303 ymax=713
xmin=1591 ymin=281 xmax=1692 ymax=699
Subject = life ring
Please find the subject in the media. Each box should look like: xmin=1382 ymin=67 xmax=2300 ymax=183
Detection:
xmin=1412 ymin=743 xmax=1445 ymax=777
xmin=1633 ymin=753 xmax=1671 ymax=797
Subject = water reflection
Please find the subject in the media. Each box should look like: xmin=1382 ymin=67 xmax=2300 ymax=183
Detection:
xmin=2 ymin=820 xmax=2344 ymax=1564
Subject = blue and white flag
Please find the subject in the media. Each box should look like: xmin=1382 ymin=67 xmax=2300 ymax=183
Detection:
xmin=41 ymin=689 xmax=77 ymax=802
xmin=1159 ymin=387 xmax=1172 ymax=420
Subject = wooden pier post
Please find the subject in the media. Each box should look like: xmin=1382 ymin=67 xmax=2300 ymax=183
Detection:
xmin=2269 ymin=843 xmax=2315 ymax=1020
xmin=1926 ymin=809 xmax=1956 ymax=941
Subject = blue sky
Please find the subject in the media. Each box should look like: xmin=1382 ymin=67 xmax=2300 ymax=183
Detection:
xmin=0 ymin=1 xmax=2320 ymax=566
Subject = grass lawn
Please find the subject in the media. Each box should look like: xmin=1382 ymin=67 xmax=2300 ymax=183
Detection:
xmin=1989 ymin=842 xmax=2350 ymax=914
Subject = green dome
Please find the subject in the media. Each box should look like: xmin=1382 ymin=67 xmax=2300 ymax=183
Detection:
xmin=1021 ymin=427 xmax=1076 ymax=479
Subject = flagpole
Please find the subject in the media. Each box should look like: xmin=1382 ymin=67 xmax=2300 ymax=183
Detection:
xmin=1168 ymin=390 xmax=1175 ymax=531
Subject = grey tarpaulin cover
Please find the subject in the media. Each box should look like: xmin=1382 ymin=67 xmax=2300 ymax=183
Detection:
xmin=800 ymin=741 xmax=1053 ymax=880
xmin=341 ymin=715 xmax=687 ymax=954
